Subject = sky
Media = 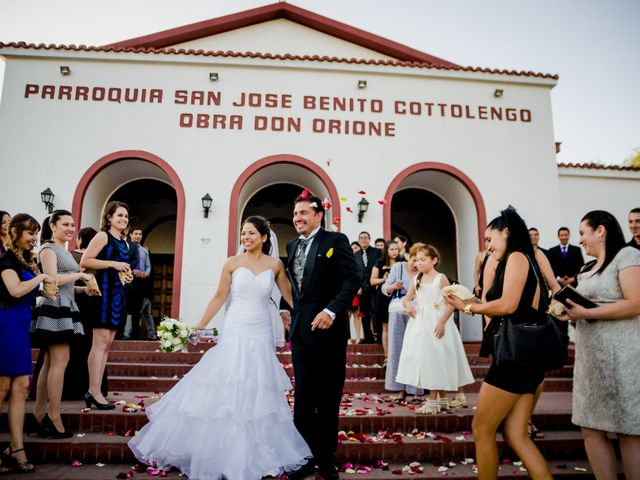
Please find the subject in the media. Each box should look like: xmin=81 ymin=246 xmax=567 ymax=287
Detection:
xmin=1 ymin=0 xmax=638 ymax=166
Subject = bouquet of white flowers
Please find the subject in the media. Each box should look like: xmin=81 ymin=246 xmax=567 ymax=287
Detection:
xmin=157 ymin=317 xmax=195 ymax=353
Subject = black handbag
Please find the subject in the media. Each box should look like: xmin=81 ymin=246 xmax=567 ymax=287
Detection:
xmin=493 ymin=256 xmax=569 ymax=371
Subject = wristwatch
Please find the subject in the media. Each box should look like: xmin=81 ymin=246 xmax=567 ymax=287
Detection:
xmin=464 ymin=304 xmax=473 ymax=315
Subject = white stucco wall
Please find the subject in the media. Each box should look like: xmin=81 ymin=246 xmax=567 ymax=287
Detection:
xmin=556 ymin=168 xmax=639 ymax=243
xmin=172 ymin=19 xmax=397 ymax=60
xmin=0 ymin=43 xmax=563 ymax=330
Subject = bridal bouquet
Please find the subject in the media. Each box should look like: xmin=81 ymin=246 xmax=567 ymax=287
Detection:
xmin=157 ymin=317 xmax=195 ymax=353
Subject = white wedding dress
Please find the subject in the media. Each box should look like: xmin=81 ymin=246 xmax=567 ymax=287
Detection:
xmin=395 ymin=273 xmax=474 ymax=391
xmin=128 ymin=267 xmax=312 ymax=479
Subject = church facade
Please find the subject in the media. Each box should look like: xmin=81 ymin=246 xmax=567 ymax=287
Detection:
xmin=1 ymin=3 xmax=637 ymax=335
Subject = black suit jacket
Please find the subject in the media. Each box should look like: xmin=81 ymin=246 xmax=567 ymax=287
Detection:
xmin=548 ymin=244 xmax=584 ymax=280
xmin=286 ymin=228 xmax=361 ymax=347
xmin=354 ymin=246 xmax=380 ymax=294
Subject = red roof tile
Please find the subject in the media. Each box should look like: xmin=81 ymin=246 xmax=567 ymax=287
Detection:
xmin=0 ymin=42 xmax=559 ymax=80
xmin=558 ymin=162 xmax=640 ymax=172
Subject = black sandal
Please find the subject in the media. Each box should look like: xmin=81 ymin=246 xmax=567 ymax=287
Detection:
xmin=528 ymin=421 xmax=544 ymax=441
xmin=0 ymin=460 xmax=14 ymax=477
xmin=392 ymin=391 xmax=407 ymax=404
xmin=2 ymin=446 xmax=35 ymax=474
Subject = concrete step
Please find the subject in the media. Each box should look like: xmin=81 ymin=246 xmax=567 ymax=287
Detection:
xmin=0 ymin=429 xmax=602 ymax=465
xmin=18 ymin=458 xmax=607 ymax=480
xmin=105 ymin=375 xmax=574 ymax=394
xmin=46 ymin=361 xmax=571 ymax=379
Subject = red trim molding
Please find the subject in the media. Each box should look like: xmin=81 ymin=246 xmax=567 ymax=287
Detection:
xmin=71 ymin=150 xmax=185 ymax=319
xmin=383 ymin=162 xmax=487 ymax=250
xmin=227 ymin=154 xmax=340 ymax=255
xmin=105 ymin=2 xmax=457 ymax=67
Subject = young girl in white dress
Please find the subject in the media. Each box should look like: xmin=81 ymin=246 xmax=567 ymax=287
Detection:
xmin=128 ymin=216 xmax=311 ymax=480
xmin=395 ymin=244 xmax=474 ymax=414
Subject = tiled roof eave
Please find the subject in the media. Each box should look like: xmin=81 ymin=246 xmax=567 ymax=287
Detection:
xmin=558 ymin=162 xmax=640 ymax=172
xmin=0 ymin=42 xmax=559 ymax=80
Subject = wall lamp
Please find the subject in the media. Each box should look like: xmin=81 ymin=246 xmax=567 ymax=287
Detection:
xmin=357 ymin=80 xmax=367 ymax=89
xmin=209 ymin=72 xmax=219 ymax=81
xmin=60 ymin=66 xmax=71 ymax=76
xmin=202 ymin=193 xmax=213 ymax=218
xmin=40 ymin=188 xmax=55 ymax=213
xmin=357 ymin=197 xmax=369 ymax=223
xmin=494 ymin=89 xmax=504 ymax=98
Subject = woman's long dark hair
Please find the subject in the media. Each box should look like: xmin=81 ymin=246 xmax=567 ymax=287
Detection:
xmin=7 ymin=213 xmax=40 ymax=268
xmin=77 ymin=227 xmax=98 ymax=250
xmin=242 ymin=216 xmax=272 ymax=255
xmin=40 ymin=209 xmax=73 ymax=244
xmin=380 ymin=240 xmax=398 ymax=267
xmin=487 ymin=207 xmax=535 ymax=261
xmin=581 ymin=210 xmax=626 ymax=275
xmin=486 ymin=207 xmax=542 ymax=294
xmin=100 ymin=201 xmax=129 ymax=232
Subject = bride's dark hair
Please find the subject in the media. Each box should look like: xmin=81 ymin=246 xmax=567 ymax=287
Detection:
xmin=242 ymin=216 xmax=272 ymax=255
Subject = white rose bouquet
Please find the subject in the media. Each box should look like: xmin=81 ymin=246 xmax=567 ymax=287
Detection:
xmin=157 ymin=317 xmax=195 ymax=353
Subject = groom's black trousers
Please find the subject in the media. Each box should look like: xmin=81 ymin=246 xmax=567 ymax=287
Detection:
xmin=291 ymin=339 xmax=347 ymax=467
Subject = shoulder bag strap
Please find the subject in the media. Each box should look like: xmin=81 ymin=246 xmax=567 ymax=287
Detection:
xmin=525 ymin=255 xmax=545 ymax=312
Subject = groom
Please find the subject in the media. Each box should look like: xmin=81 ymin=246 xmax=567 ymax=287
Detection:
xmin=286 ymin=192 xmax=361 ymax=480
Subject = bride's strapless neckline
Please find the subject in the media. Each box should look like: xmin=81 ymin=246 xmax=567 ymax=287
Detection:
xmin=233 ymin=266 xmax=275 ymax=278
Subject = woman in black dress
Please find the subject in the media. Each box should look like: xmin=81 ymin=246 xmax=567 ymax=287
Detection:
xmin=66 ymin=227 xmax=109 ymax=399
xmin=445 ymin=208 xmax=552 ymax=479
xmin=370 ymin=240 xmax=399 ymax=360
xmin=80 ymin=201 xmax=133 ymax=409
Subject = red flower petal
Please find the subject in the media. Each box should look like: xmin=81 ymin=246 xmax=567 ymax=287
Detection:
xmin=358 ymin=190 xmax=366 ymax=194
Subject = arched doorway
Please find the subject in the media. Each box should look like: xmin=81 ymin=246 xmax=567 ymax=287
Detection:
xmin=390 ymin=188 xmax=457 ymax=280
xmin=228 ymin=154 xmax=340 ymax=256
xmin=109 ymin=179 xmax=177 ymax=320
xmin=71 ymin=150 xmax=185 ymax=318
xmin=384 ymin=162 xmax=486 ymax=341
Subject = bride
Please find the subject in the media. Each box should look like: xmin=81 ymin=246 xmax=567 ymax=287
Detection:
xmin=128 ymin=216 xmax=312 ymax=479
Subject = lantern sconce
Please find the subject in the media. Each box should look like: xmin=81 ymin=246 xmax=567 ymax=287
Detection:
xmin=60 ymin=66 xmax=71 ymax=76
xmin=202 ymin=193 xmax=213 ymax=218
xmin=494 ymin=89 xmax=504 ymax=98
xmin=357 ymin=80 xmax=367 ymax=89
xmin=209 ymin=72 xmax=219 ymax=81
xmin=357 ymin=197 xmax=369 ymax=223
xmin=40 ymin=188 xmax=55 ymax=213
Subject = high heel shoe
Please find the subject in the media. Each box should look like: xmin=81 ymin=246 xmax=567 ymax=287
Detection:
xmin=84 ymin=392 xmax=115 ymax=410
xmin=41 ymin=415 xmax=73 ymax=439
xmin=1 ymin=446 xmax=35 ymax=474
xmin=27 ymin=414 xmax=47 ymax=438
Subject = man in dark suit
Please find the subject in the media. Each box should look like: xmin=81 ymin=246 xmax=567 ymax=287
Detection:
xmin=286 ymin=193 xmax=361 ymax=480
xmin=628 ymin=207 xmax=640 ymax=250
xmin=354 ymin=231 xmax=380 ymax=343
xmin=548 ymin=227 xmax=584 ymax=287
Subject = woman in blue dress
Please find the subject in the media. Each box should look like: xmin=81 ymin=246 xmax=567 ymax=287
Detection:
xmin=80 ymin=201 xmax=133 ymax=410
xmin=0 ymin=214 xmax=53 ymax=474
